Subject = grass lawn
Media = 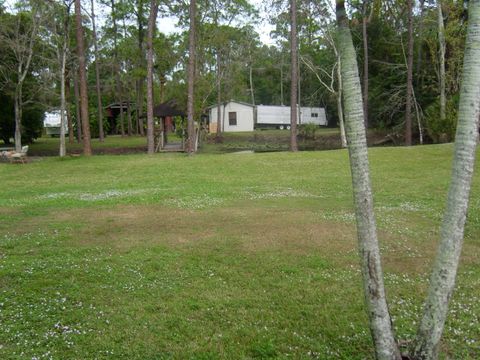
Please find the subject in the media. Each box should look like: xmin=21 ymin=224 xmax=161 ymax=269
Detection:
xmin=0 ymin=145 xmax=479 ymax=359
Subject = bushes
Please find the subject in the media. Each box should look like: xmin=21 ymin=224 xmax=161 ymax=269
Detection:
xmin=298 ymin=123 xmax=318 ymax=140
xmin=424 ymin=96 xmax=459 ymax=143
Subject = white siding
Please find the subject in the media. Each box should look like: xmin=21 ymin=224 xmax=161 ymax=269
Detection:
xmin=300 ymin=107 xmax=327 ymax=126
xmin=209 ymin=102 xmax=254 ymax=132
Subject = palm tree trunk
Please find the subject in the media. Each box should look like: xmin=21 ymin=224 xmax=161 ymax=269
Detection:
xmin=336 ymin=1 xmax=401 ymax=358
xmin=412 ymin=1 xmax=480 ymax=358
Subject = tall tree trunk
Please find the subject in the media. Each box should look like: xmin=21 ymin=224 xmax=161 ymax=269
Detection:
xmin=73 ymin=68 xmax=83 ymax=143
xmin=405 ymin=0 xmax=414 ymax=146
xmin=91 ymin=0 xmax=104 ymax=142
xmin=249 ymin=64 xmax=255 ymax=105
xmin=336 ymin=1 xmax=401 ymax=358
xmin=362 ymin=0 xmax=369 ymax=129
xmin=290 ymin=0 xmax=298 ymax=152
xmin=14 ymin=86 xmax=22 ymax=152
xmin=59 ymin=44 xmax=67 ymax=157
xmin=412 ymin=1 xmax=480 ymax=358
xmin=416 ymin=0 xmax=426 ymax=85
xmin=75 ymin=0 xmax=92 ymax=156
xmin=280 ymin=54 xmax=284 ymax=105
xmin=127 ymin=97 xmax=133 ymax=136
xmin=136 ymin=0 xmax=146 ymax=136
xmin=186 ymin=0 xmax=196 ymax=154
xmin=216 ymin=52 xmax=222 ymax=138
xmin=438 ymin=0 xmax=446 ymax=122
xmin=65 ymin=74 xmax=74 ymax=144
xmin=146 ymin=0 xmax=159 ymax=154
xmin=111 ymin=0 xmax=125 ymax=138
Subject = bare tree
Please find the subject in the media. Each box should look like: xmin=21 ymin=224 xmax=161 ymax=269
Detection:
xmin=186 ymin=0 xmax=196 ymax=154
xmin=74 ymin=0 xmax=92 ymax=155
xmin=289 ymin=0 xmax=298 ymax=152
xmin=146 ymin=0 xmax=159 ymax=154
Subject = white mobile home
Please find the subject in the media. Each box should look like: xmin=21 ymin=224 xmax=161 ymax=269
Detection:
xmin=209 ymin=101 xmax=255 ymax=133
xmin=300 ymin=107 xmax=327 ymax=126
xmin=255 ymin=105 xmax=327 ymax=129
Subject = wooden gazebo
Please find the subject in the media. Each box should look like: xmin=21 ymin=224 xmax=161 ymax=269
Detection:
xmin=151 ymin=100 xmax=186 ymax=152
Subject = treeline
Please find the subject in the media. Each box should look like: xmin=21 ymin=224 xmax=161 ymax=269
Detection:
xmin=0 ymin=0 xmax=468 ymax=152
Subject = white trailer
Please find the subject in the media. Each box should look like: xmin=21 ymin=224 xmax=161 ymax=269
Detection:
xmin=300 ymin=107 xmax=327 ymax=126
xmin=44 ymin=110 xmax=67 ymax=137
xmin=255 ymin=105 xmax=327 ymax=129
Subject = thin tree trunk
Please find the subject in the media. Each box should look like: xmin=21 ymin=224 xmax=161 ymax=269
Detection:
xmin=405 ymin=0 xmax=414 ymax=146
xmin=59 ymin=44 xmax=67 ymax=157
xmin=14 ymin=86 xmax=22 ymax=152
xmin=186 ymin=0 xmax=196 ymax=154
xmin=336 ymin=1 xmax=401 ymax=358
xmin=362 ymin=1 xmax=369 ymax=128
xmin=438 ymin=0 xmax=446 ymax=122
xmin=127 ymin=98 xmax=133 ymax=135
xmin=337 ymin=56 xmax=347 ymax=148
xmin=91 ymin=0 xmax=104 ymax=142
xmin=290 ymin=0 xmax=298 ymax=152
xmin=66 ymin=74 xmax=74 ymax=144
xmin=75 ymin=0 xmax=92 ymax=156
xmin=416 ymin=0 xmax=426 ymax=84
xmin=216 ymin=52 xmax=222 ymax=138
xmin=280 ymin=54 xmax=284 ymax=105
xmin=73 ymin=68 xmax=82 ymax=143
xmin=111 ymin=0 xmax=125 ymax=138
xmin=249 ymin=64 xmax=255 ymax=105
xmin=146 ymin=0 xmax=159 ymax=154
xmin=412 ymin=1 xmax=480 ymax=358
xmin=136 ymin=0 xmax=146 ymax=136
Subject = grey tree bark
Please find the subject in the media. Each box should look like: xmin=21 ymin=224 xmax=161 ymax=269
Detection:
xmin=412 ymin=0 xmax=480 ymax=358
xmin=437 ymin=0 xmax=446 ymax=122
xmin=336 ymin=1 xmax=401 ymax=358
xmin=290 ymin=0 xmax=298 ymax=151
xmin=75 ymin=0 xmax=92 ymax=156
xmin=146 ymin=0 xmax=159 ymax=154
xmin=186 ymin=0 xmax=196 ymax=154
xmin=91 ymin=0 xmax=104 ymax=142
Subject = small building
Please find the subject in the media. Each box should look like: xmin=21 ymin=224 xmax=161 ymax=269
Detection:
xmin=255 ymin=105 xmax=327 ymax=129
xmin=43 ymin=110 xmax=67 ymax=137
xmin=208 ymin=100 xmax=255 ymax=133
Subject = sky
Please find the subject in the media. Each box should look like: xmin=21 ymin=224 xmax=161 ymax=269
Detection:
xmin=3 ymin=0 xmax=277 ymax=45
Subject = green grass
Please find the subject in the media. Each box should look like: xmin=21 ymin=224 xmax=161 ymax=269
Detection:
xmin=0 ymin=144 xmax=479 ymax=359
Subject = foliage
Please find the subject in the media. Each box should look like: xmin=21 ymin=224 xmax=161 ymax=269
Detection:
xmin=424 ymin=95 xmax=459 ymax=143
xmin=298 ymin=123 xmax=318 ymax=140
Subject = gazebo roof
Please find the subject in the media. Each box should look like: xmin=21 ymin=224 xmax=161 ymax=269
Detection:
xmin=152 ymin=100 xmax=186 ymax=117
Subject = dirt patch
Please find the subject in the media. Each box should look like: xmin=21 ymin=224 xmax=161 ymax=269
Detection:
xmin=29 ymin=146 xmax=148 ymax=157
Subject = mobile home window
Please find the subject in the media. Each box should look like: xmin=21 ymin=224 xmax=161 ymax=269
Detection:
xmin=229 ymin=112 xmax=237 ymax=126
xmin=311 ymin=113 xmax=318 ymax=118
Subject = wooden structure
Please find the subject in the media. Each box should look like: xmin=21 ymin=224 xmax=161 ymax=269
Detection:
xmin=150 ymin=101 xmax=189 ymax=152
